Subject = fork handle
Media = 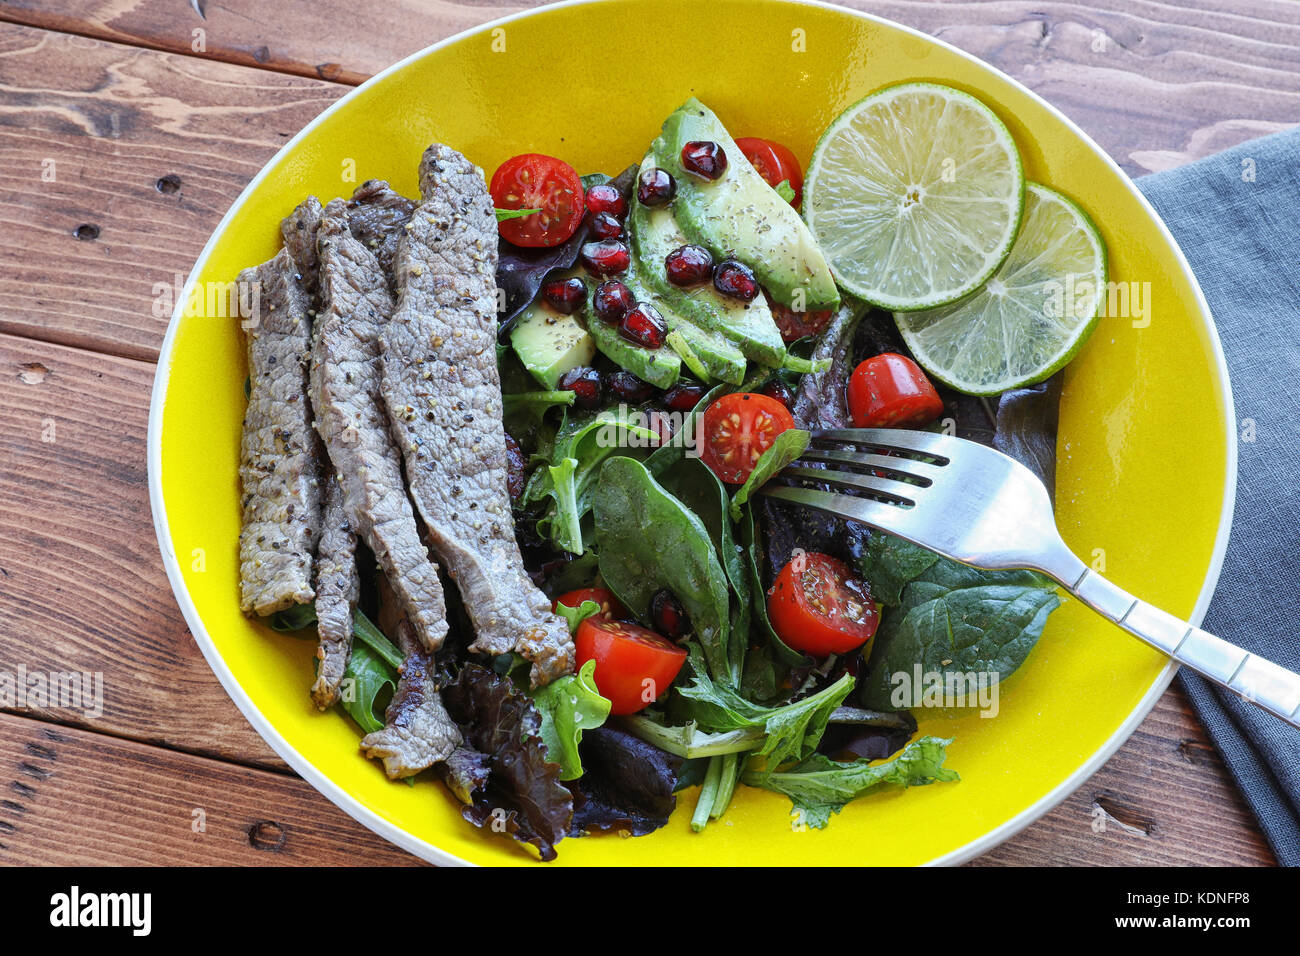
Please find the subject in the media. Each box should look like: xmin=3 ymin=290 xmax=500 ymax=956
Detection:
xmin=1061 ymin=565 xmax=1300 ymax=729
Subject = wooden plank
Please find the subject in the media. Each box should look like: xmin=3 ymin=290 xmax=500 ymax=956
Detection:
xmin=0 ymin=712 xmax=421 ymax=865
xmin=0 ymin=0 xmax=528 ymax=85
xmin=1 ymin=0 xmax=1296 ymax=173
xmin=975 ymin=690 xmax=1276 ymax=866
xmin=0 ymin=331 xmax=284 ymax=767
xmin=0 ymin=22 xmax=344 ymax=361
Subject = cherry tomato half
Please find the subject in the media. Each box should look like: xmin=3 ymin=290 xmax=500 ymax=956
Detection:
xmin=767 ymin=552 xmax=879 ymax=657
xmin=553 ymin=587 xmax=627 ymax=621
xmin=765 ymin=290 xmax=834 ymax=343
xmin=847 ymin=353 xmax=945 ymax=428
xmin=699 ymin=392 xmax=796 ymax=485
xmin=489 ymin=153 xmax=584 ymax=248
xmin=574 ymin=616 xmax=687 ymax=715
xmin=735 ymin=136 xmax=804 ymax=208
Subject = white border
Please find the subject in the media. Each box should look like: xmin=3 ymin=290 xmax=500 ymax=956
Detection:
xmin=147 ymin=0 xmax=1238 ymax=868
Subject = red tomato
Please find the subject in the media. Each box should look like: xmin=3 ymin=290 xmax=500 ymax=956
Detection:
xmin=765 ymin=290 xmax=834 ymax=343
xmin=699 ymin=392 xmax=796 ymax=485
xmin=489 ymin=153 xmax=584 ymax=248
xmin=735 ymin=136 xmax=804 ymax=208
xmin=574 ymin=617 xmax=687 ymax=715
xmin=553 ymin=587 xmax=626 ymax=620
xmin=767 ymin=552 xmax=879 ymax=657
xmin=847 ymin=353 xmax=945 ymax=428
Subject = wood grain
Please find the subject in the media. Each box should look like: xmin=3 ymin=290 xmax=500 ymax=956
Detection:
xmin=0 ymin=23 xmax=344 ymax=361
xmin=0 ymin=331 xmax=283 ymax=768
xmin=2 ymin=0 xmax=1296 ymax=172
xmin=0 ymin=711 xmax=420 ymax=865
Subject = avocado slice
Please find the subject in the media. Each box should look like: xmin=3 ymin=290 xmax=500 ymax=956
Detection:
xmin=630 ymin=151 xmax=788 ymax=368
xmin=510 ymin=281 xmax=597 ymax=389
xmin=654 ymin=98 xmax=839 ymax=312
xmin=623 ymin=256 xmax=746 ymax=385
xmin=580 ymin=299 xmax=682 ymax=389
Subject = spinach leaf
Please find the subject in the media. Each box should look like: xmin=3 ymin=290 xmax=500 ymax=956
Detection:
xmin=742 ymin=735 xmax=958 ymax=829
xmin=858 ymin=540 xmax=1062 ymax=710
xmin=527 ymin=410 xmax=663 ymax=555
xmin=675 ymin=646 xmax=853 ymax=770
xmin=338 ymin=641 xmax=397 ymax=735
xmin=592 ymin=457 xmax=733 ymax=683
xmin=858 ymin=532 xmax=941 ymax=606
xmin=530 ymin=659 xmax=611 ymax=781
xmin=737 ymin=505 xmax=805 ymax=667
xmin=729 ymin=428 xmax=810 ymax=520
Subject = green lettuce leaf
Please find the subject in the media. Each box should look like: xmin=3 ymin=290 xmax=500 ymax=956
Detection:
xmin=743 ymin=735 xmax=958 ymax=829
xmin=531 ymin=659 xmax=611 ymax=781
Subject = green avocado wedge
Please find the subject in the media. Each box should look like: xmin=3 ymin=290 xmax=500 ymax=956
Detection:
xmin=654 ymin=98 xmax=839 ymax=313
xmin=630 ymin=152 xmax=788 ymax=368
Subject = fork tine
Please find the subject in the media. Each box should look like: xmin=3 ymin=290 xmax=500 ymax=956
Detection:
xmin=798 ymin=447 xmax=941 ymax=485
xmin=811 ymin=427 xmax=955 ymax=462
xmin=780 ymin=465 xmax=920 ymax=505
xmin=759 ymin=485 xmax=923 ymax=539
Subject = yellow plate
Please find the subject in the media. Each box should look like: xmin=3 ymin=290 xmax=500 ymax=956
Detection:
xmin=148 ymin=0 xmax=1235 ymax=866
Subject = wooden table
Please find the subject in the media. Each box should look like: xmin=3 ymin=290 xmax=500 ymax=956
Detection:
xmin=0 ymin=0 xmax=1292 ymax=866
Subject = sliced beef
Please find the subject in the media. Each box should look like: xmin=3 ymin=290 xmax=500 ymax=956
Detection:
xmin=310 ymin=191 xmax=449 ymax=651
xmin=281 ymin=196 xmax=324 ymax=292
xmin=311 ymin=471 xmax=358 ymax=708
xmin=237 ymin=197 xmax=325 ymax=615
xmin=343 ymin=179 xmax=416 ymax=284
xmin=360 ymin=603 xmax=461 ymax=778
xmin=381 ymin=143 xmax=573 ymax=687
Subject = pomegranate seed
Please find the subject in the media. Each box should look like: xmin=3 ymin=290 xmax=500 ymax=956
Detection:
xmin=759 ymin=379 xmax=795 ymax=410
xmin=541 ymin=276 xmax=587 ymax=315
xmin=661 ymin=380 xmax=706 ymax=412
xmin=505 ymin=432 xmax=527 ymax=500
xmin=664 ymin=244 xmax=713 ymax=287
xmin=558 ymin=366 xmax=604 ymax=410
xmin=593 ymin=280 xmax=635 ymax=324
xmin=618 ymin=302 xmax=667 ymax=350
xmin=680 ymin=141 xmax=728 ymax=180
xmin=585 ymin=183 xmax=627 ymax=219
xmin=637 ymin=167 xmax=676 ymax=207
xmin=607 ymin=370 xmax=656 ymax=405
xmin=713 ymin=259 xmax=759 ymax=301
xmin=650 ymin=588 xmax=691 ymax=639
xmin=587 ymin=211 xmax=623 ymax=240
xmin=580 ymin=239 xmax=630 ymax=276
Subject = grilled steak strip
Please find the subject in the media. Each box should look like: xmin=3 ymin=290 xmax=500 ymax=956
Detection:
xmin=343 ymin=179 xmax=417 ymax=286
xmin=310 ymin=191 xmax=449 ymax=650
xmin=311 ymin=470 xmax=358 ymax=708
xmin=360 ymin=578 xmax=461 ymax=778
xmin=237 ymin=197 xmax=325 ymax=615
xmin=382 ymin=144 xmax=574 ymax=687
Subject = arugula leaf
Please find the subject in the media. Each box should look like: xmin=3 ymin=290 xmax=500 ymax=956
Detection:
xmin=530 ymin=659 xmax=611 ymax=781
xmin=502 ymin=389 xmax=575 ymax=417
xmin=742 ymin=735 xmax=958 ymax=829
xmin=495 ymin=207 xmax=541 ymax=222
xmin=351 ymin=607 xmax=402 ymax=669
xmin=775 ymin=179 xmax=796 ymax=203
xmin=619 ymin=713 xmax=766 ymax=758
xmin=593 ymin=457 xmax=733 ymax=684
xmin=265 ymin=603 xmax=318 ymax=632
xmin=338 ymin=641 xmax=396 ymax=735
xmin=729 ymin=428 xmax=809 ymax=520
xmin=675 ymin=646 xmax=853 ymax=770
xmin=858 ymin=536 xmax=1062 ymax=710
xmin=553 ymin=599 xmax=601 ymax=634
xmin=780 ymin=354 xmax=831 ymax=374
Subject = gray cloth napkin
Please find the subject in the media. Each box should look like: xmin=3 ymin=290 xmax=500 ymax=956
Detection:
xmin=1137 ymin=128 xmax=1300 ymax=866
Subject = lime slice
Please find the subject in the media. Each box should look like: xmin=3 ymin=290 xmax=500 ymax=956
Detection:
xmin=804 ymin=82 xmax=1025 ymax=310
xmin=894 ymin=182 xmax=1108 ymax=395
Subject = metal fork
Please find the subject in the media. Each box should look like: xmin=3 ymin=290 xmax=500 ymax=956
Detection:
xmin=760 ymin=427 xmax=1300 ymax=729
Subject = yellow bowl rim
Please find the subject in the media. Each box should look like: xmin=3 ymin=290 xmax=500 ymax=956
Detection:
xmin=146 ymin=0 xmax=1238 ymax=867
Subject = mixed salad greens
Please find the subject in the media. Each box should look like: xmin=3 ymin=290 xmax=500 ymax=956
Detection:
xmin=281 ymin=85 xmax=1106 ymax=859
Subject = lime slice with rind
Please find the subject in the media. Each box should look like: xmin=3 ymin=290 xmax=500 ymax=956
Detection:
xmin=804 ymin=82 xmax=1025 ymax=310
xmin=894 ymin=182 xmax=1107 ymax=395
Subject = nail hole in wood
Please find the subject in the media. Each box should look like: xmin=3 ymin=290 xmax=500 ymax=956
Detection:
xmin=248 ymin=820 xmax=286 ymax=851
xmin=156 ymin=174 xmax=182 ymax=194
xmin=74 ymin=224 xmax=100 ymax=241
